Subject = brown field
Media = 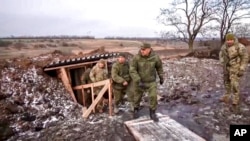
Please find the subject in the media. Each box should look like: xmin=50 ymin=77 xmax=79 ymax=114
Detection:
xmin=0 ymin=39 xmax=190 ymax=60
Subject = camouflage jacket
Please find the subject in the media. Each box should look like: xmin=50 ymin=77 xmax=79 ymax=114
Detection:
xmin=111 ymin=61 xmax=130 ymax=89
xmin=81 ymin=68 xmax=92 ymax=84
xmin=219 ymin=38 xmax=249 ymax=71
xmin=130 ymin=49 xmax=164 ymax=83
xmin=89 ymin=64 xmax=108 ymax=82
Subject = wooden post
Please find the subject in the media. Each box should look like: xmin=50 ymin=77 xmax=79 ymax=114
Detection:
xmin=81 ymin=86 xmax=86 ymax=106
xmin=108 ymin=79 xmax=113 ymax=116
xmin=60 ymin=68 xmax=77 ymax=103
xmin=72 ymin=79 xmax=113 ymax=118
xmin=91 ymin=83 xmax=95 ymax=113
xmin=66 ymin=69 xmax=72 ymax=84
xmin=82 ymin=82 xmax=109 ymax=118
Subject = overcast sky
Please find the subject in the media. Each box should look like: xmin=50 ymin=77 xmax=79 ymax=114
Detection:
xmin=0 ymin=0 xmax=169 ymax=38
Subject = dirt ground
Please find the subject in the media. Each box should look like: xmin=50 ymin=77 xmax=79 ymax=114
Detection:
xmin=1 ymin=39 xmax=250 ymax=141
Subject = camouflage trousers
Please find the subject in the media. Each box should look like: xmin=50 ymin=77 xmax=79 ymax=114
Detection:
xmin=126 ymin=80 xmax=134 ymax=104
xmin=113 ymin=88 xmax=127 ymax=106
xmin=223 ymin=67 xmax=241 ymax=104
xmin=133 ymin=81 xmax=158 ymax=110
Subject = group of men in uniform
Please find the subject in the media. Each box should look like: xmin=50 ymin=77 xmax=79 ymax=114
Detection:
xmin=80 ymin=42 xmax=164 ymax=122
xmin=111 ymin=42 xmax=164 ymax=122
xmin=81 ymin=32 xmax=248 ymax=121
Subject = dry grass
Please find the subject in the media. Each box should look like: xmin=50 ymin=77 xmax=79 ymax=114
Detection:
xmin=0 ymin=39 xmax=189 ymax=60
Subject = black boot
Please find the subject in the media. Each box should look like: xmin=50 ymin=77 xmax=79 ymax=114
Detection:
xmin=150 ymin=109 xmax=159 ymax=122
xmin=133 ymin=107 xmax=139 ymax=119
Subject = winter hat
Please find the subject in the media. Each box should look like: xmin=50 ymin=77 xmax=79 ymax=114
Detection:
xmin=140 ymin=43 xmax=151 ymax=49
xmin=226 ymin=33 xmax=235 ymax=40
xmin=118 ymin=52 xmax=126 ymax=58
xmin=98 ymin=59 xmax=106 ymax=64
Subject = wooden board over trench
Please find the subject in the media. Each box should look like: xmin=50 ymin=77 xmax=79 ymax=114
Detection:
xmin=124 ymin=113 xmax=206 ymax=141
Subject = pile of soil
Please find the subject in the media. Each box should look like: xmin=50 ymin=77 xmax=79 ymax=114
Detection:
xmin=1 ymin=50 xmax=250 ymax=141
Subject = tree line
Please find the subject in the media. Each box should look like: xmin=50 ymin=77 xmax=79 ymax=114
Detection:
xmin=157 ymin=0 xmax=250 ymax=51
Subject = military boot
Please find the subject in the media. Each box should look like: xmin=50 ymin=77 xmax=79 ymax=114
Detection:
xmin=113 ymin=105 xmax=119 ymax=114
xmin=231 ymin=104 xmax=240 ymax=114
xmin=133 ymin=107 xmax=139 ymax=119
xmin=128 ymin=102 xmax=134 ymax=112
xmin=219 ymin=94 xmax=230 ymax=104
xmin=149 ymin=109 xmax=159 ymax=122
xmin=232 ymin=95 xmax=239 ymax=105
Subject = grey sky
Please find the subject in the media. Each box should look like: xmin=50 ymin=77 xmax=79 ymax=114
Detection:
xmin=0 ymin=0 xmax=169 ymax=38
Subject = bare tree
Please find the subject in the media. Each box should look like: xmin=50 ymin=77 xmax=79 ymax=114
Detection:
xmin=214 ymin=0 xmax=250 ymax=44
xmin=157 ymin=0 xmax=216 ymax=51
xmin=232 ymin=23 xmax=250 ymax=38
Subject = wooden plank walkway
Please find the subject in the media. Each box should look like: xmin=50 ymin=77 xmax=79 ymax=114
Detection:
xmin=124 ymin=113 xmax=206 ymax=141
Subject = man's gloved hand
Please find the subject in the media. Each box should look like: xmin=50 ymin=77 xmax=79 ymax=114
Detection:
xmin=138 ymin=81 xmax=145 ymax=88
xmin=238 ymin=69 xmax=244 ymax=77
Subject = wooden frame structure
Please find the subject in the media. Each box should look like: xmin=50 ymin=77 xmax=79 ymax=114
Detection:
xmin=73 ymin=79 xmax=113 ymax=118
xmin=44 ymin=60 xmax=113 ymax=118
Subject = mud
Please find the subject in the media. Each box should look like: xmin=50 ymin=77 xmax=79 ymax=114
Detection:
xmin=1 ymin=50 xmax=250 ymax=141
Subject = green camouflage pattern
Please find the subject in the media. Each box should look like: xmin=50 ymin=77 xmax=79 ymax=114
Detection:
xmin=219 ymin=38 xmax=249 ymax=104
xmin=113 ymin=88 xmax=127 ymax=106
xmin=111 ymin=61 xmax=131 ymax=106
xmin=133 ymin=81 xmax=158 ymax=110
xmin=111 ymin=61 xmax=130 ymax=89
xmin=130 ymin=50 xmax=164 ymax=83
xmin=130 ymin=50 xmax=163 ymax=110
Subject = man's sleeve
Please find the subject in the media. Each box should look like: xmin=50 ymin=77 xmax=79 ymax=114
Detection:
xmin=155 ymin=55 xmax=164 ymax=79
xmin=219 ymin=45 xmax=225 ymax=64
xmin=129 ymin=56 xmax=141 ymax=83
xmin=239 ymin=44 xmax=249 ymax=71
xmin=89 ymin=67 xmax=96 ymax=82
xmin=111 ymin=63 xmax=125 ymax=83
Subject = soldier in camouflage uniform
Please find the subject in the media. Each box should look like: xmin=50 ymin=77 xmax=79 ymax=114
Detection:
xmin=111 ymin=53 xmax=131 ymax=114
xmin=130 ymin=43 xmax=164 ymax=122
xmin=219 ymin=33 xmax=249 ymax=105
xmin=81 ymin=66 xmax=92 ymax=107
xmin=89 ymin=59 xmax=108 ymax=112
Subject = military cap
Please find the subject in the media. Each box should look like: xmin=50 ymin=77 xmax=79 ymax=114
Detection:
xmin=140 ymin=43 xmax=151 ymax=49
xmin=118 ymin=52 xmax=126 ymax=58
xmin=98 ymin=59 xmax=106 ymax=64
xmin=226 ymin=33 xmax=235 ymax=41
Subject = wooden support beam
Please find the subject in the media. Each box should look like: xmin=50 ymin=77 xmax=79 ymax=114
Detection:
xmin=81 ymin=86 xmax=86 ymax=106
xmin=66 ymin=68 xmax=72 ymax=84
xmin=60 ymin=68 xmax=77 ymax=103
xmin=44 ymin=60 xmax=100 ymax=71
xmin=91 ymin=83 xmax=95 ymax=113
xmin=72 ymin=79 xmax=110 ymax=90
xmin=108 ymin=79 xmax=113 ymax=116
xmin=82 ymin=82 xmax=109 ymax=118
